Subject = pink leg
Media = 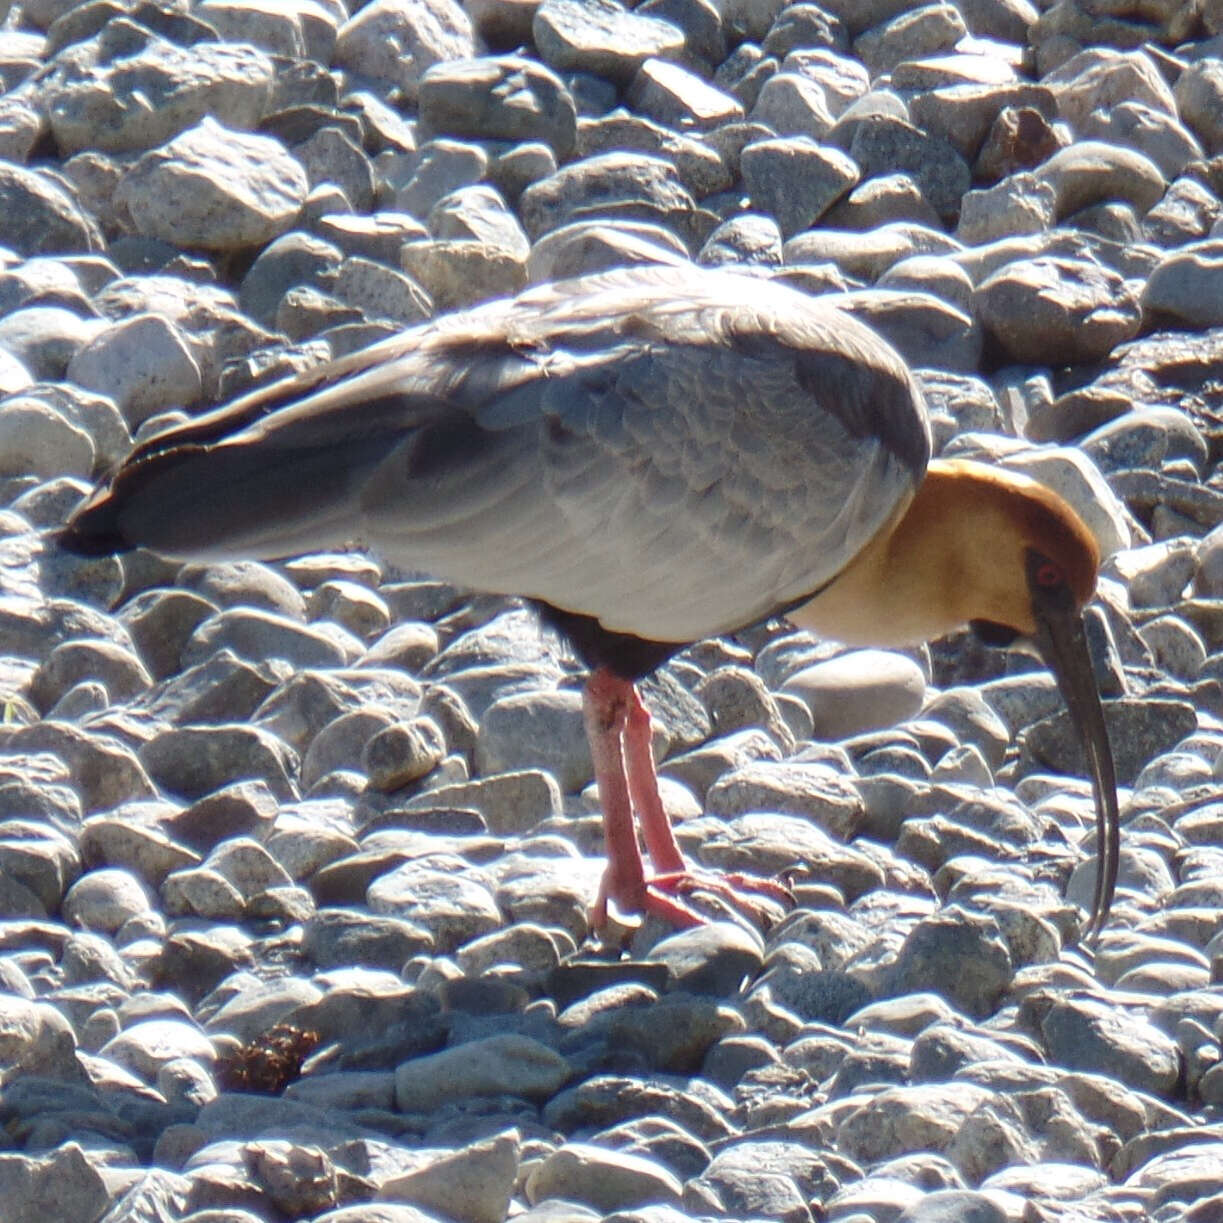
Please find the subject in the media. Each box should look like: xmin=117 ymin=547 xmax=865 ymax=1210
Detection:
xmin=583 ymin=669 xmax=701 ymax=928
xmin=623 ymin=687 xmax=686 ymax=875
xmin=623 ymin=680 xmax=793 ymax=915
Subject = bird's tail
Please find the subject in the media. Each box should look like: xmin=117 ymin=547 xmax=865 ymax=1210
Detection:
xmin=58 ymin=430 xmax=393 ymax=562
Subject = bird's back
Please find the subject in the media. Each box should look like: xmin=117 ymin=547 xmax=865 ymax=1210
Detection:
xmin=64 ymin=264 xmax=931 ymax=643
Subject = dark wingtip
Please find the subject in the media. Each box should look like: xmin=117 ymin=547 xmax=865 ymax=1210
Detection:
xmin=57 ymin=493 xmax=131 ymax=557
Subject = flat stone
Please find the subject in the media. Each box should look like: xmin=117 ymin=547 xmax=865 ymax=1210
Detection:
xmin=533 ymin=0 xmax=684 ymax=85
xmin=526 ymin=1143 xmax=683 ymax=1213
xmin=395 ymin=1032 xmax=569 ymax=1112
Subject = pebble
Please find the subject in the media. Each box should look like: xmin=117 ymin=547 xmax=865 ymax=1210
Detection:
xmin=526 ymin=1142 xmax=683 ymax=1213
xmin=740 ymin=136 xmax=858 ymax=237
xmin=395 ymin=1033 xmax=569 ymax=1112
xmin=974 ymin=255 xmax=1142 ymax=364
xmin=43 ymin=39 xmax=275 ymax=155
xmin=533 ymin=0 xmax=685 ymax=85
xmin=115 ymin=118 xmax=309 ymax=251
xmin=333 ymin=0 xmax=474 ymax=101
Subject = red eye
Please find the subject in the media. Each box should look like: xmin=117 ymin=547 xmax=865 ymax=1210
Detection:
xmin=1035 ymin=561 xmax=1063 ymax=588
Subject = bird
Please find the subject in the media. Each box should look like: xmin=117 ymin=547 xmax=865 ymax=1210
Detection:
xmin=59 ymin=263 xmax=1119 ymax=940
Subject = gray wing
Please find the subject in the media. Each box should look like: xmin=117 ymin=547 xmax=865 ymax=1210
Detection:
xmin=72 ymin=266 xmax=930 ymax=642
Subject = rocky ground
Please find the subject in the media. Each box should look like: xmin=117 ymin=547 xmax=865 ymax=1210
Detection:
xmin=1 ymin=0 xmax=1223 ymax=1220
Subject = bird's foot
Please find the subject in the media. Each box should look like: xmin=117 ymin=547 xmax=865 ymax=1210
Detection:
xmin=594 ymin=868 xmax=793 ymax=932
xmin=650 ymin=869 xmax=794 ymax=927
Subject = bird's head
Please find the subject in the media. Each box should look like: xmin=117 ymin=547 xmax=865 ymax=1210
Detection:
xmin=929 ymin=459 xmax=1119 ymax=943
xmin=794 ymin=457 xmax=1119 ymax=941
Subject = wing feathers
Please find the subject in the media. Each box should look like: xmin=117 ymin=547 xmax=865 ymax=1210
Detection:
xmin=65 ymin=266 xmax=929 ymax=643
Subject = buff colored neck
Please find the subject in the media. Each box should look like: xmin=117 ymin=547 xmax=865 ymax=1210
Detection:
xmin=788 ymin=460 xmax=1044 ymax=648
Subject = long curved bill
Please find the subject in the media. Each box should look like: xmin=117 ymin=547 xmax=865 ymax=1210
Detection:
xmin=1033 ymin=602 xmax=1119 ymax=944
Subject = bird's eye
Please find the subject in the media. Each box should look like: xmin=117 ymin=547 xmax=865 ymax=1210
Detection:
xmin=1035 ymin=560 xmax=1063 ymax=588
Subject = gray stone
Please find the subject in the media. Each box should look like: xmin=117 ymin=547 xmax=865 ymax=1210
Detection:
xmin=1142 ymin=239 xmax=1223 ymax=330
xmin=848 ymin=114 xmax=971 ymax=224
xmin=0 ymin=308 xmax=106 ymax=382
xmin=645 ymin=922 xmax=763 ymax=995
xmin=698 ymin=214 xmax=782 ymax=266
xmin=527 ymin=218 xmax=688 ymax=281
xmin=334 ymin=0 xmax=475 ymax=101
xmin=62 ymin=867 xmax=152 ymax=934
xmin=887 ymin=909 xmax=1014 ymax=1019
xmin=740 ymin=137 xmax=858 ymax=238
xmin=201 ymin=975 xmax=323 ymax=1044
xmin=1034 ymin=994 xmax=1180 ymax=1096
xmin=295 ymin=125 xmax=376 ymax=212
xmin=183 ymin=607 xmax=361 ymax=670
xmin=1174 ymin=57 xmax=1223 ymax=155
xmin=115 ymin=118 xmax=308 ymax=251
xmin=0 ymin=398 xmax=95 ymax=479
xmin=974 ymin=256 xmax=1142 ymax=365
xmin=43 ymin=40 xmax=275 ymax=155
xmin=395 ymin=1032 xmax=569 ymax=1111
xmin=30 ymin=637 xmax=152 ymax=713
xmin=0 ymin=1144 xmax=109 ymax=1223
xmin=368 ymin=860 xmax=502 ymax=951
xmin=706 ymin=760 xmax=862 ymax=839
xmin=409 ymin=770 xmax=562 ymax=835
xmin=420 ymin=55 xmax=576 ymax=158
xmin=840 ymin=288 xmax=980 ymax=372
xmin=0 ymin=721 xmax=156 ymax=814
xmin=100 ymin=1017 xmax=216 ymax=1081
xmin=1081 ymin=100 xmax=1204 ymax=180
xmin=1033 ymin=140 xmax=1165 ymax=219
xmin=238 ymin=230 xmax=343 ymax=328
xmin=957 ymin=173 xmax=1056 ymax=244
xmin=518 ymin=152 xmax=699 ymax=244
xmin=783 ymin=221 xmax=959 ymax=280
xmin=66 ymin=312 xmax=203 ymax=428
xmin=375 ymin=1130 xmax=520 ymax=1223
xmin=628 ymin=58 xmax=743 ymax=132
xmin=1023 ymin=696 xmax=1197 ymax=788
xmin=854 ymin=2 xmax=965 ymax=75
xmin=476 ymin=689 xmax=590 ymax=793
xmin=698 ymin=812 xmax=883 ymax=900
xmin=390 ymin=138 xmax=488 ymax=219
xmin=363 ymin=718 xmax=446 ymax=792
xmin=685 ymin=1139 xmax=837 ymax=1222
xmin=750 ymin=71 xmax=834 ymax=140
xmin=0 ymin=162 xmax=102 ymax=258
xmin=1048 ymin=47 xmax=1175 ymax=131
xmin=836 ymin=1082 xmax=996 ymax=1166
xmin=533 ymin=0 xmax=684 ymax=85
xmin=138 ymin=724 xmax=299 ymax=803
xmin=526 ymin=1143 xmax=682 ymax=1213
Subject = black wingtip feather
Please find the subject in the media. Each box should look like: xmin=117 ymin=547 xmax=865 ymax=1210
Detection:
xmin=57 ymin=493 xmax=132 ymax=557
